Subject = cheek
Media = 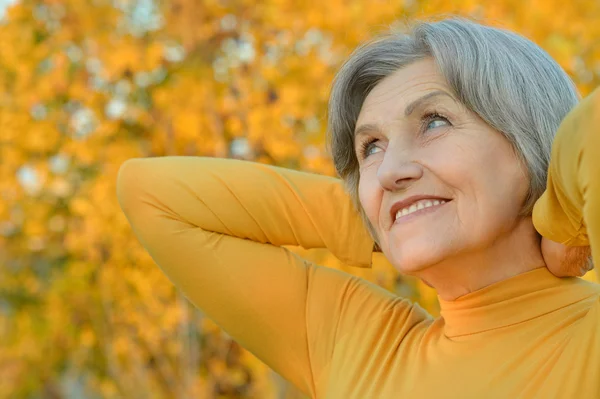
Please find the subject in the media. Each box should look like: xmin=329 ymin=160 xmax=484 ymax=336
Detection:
xmin=424 ymin=142 xmax=508 ymax=236
xmin=358 ymin=168 xmax=381 ymax=226
xmin=479 ymin=143 xmax=528 ymax=208
xmin=460 ymin=149 xmax=528 ymax=237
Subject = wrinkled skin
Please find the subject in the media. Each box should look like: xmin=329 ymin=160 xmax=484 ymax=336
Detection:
xmin=375 ymin=238 xmax=593 ymax=278
xmin=541 ymin=238 xmax=593 ymax=278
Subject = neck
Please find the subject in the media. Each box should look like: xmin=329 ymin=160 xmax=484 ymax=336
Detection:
xmin=415 ymin=218 xmax=547 ymax=301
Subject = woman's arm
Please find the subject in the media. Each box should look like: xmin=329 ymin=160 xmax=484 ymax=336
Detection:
xmin=117 ymin=156 xmax=373 ymax=267
xmin=532 ymin=87 xmax=600 ymax=279
xmin=116 ymin=157 xmax=419 ymax=396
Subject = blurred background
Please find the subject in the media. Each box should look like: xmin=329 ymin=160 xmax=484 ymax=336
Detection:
xmin=0 ymin=0 xmax=599 ymax=398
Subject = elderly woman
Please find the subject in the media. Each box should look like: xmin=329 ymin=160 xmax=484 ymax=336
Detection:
xmin=117 ymin=17 xmax=600 ymax=398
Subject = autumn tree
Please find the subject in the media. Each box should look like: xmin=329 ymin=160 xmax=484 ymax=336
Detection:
xmin=0 ymin=0 xmax=598 ymax=397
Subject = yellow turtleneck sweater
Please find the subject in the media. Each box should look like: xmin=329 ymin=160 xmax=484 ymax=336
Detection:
xmin=116 ymin=87 xmax=600 ymax=398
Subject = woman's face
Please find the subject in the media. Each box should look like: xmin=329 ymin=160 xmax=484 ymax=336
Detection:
xmin=355 ymin=58 xmax=530 ymax=275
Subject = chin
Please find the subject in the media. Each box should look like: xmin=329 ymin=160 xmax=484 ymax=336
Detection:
xmin=389 ymin=251 xmax=437 ymax=275
xmin=387 ymin=245 xmax=444 ymax=276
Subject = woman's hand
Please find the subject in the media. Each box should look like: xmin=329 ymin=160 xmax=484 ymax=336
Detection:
xmin=541 ymin=237 xmax=593 ymax=277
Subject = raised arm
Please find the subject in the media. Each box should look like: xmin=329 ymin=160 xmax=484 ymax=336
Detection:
xmin=116 ymin=157 xmax=419 ymax=397
xmin=532 ymin=87 xmax=600 ymax=279
xmin=117 ymin=156 xmax=373 ymax=267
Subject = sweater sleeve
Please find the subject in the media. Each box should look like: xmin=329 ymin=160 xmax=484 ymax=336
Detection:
xmin=117 ymin=156 xmax=373 ymax=267
xmin=116 ymin=156 xmax=410 ymax=397
xmin=532 ymin=87 xmax=600 ymax=278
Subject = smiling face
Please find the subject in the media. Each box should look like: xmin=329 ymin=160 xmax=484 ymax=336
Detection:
xmin=355 ymin=58 xmax=530 ymax=275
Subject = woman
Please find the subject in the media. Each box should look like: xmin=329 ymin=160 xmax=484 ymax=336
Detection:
xmin=117 ymin=17 xmax=600 ymax=398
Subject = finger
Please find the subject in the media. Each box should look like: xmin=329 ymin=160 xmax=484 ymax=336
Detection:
xmin=562 ymin=246 xmax=592 ymax=277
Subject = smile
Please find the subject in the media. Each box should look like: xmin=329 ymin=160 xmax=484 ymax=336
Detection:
xmin=394 ymin=199 xmax=448 ymax=224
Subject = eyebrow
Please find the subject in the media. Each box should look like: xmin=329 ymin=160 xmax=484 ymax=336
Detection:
xmin=354 ymin=90 xmax=455 ymax=139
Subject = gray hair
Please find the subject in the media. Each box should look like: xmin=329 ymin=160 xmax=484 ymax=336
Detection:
xmin=326 ymin=16 xmax=580 ymax=249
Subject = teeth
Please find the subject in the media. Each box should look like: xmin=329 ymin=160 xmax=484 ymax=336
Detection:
xmin=395 ymin=199 xmax=446 ymax=220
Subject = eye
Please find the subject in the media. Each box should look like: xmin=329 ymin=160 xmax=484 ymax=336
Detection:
xmin=423 ymin=113 xmax=451 ymax=131
xmin=359 ymin=137 xmax=380 ymax=159
xmin=358 ymin=112 xmax=451 ymax=159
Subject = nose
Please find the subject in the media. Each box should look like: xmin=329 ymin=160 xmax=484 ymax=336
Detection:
xmin=377 ymin=146 xmax=424 ymax=191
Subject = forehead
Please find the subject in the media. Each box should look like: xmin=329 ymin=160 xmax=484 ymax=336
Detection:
xmin=357 ymin=58 xmax=450 ymax=123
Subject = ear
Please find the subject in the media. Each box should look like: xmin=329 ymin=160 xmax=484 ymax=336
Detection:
xmin=541 ymin=237 xmax=592 ymax=277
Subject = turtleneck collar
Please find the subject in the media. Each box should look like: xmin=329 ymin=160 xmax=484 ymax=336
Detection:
xmin=438 ymin=267 xmax=600 ymax=338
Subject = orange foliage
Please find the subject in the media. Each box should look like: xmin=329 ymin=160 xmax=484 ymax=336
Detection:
xmin=0 ymin=0 xmax=598 ymax=397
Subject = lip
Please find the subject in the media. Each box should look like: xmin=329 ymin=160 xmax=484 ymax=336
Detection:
xmin=389 ymin=195 xmax=451 ymax=229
